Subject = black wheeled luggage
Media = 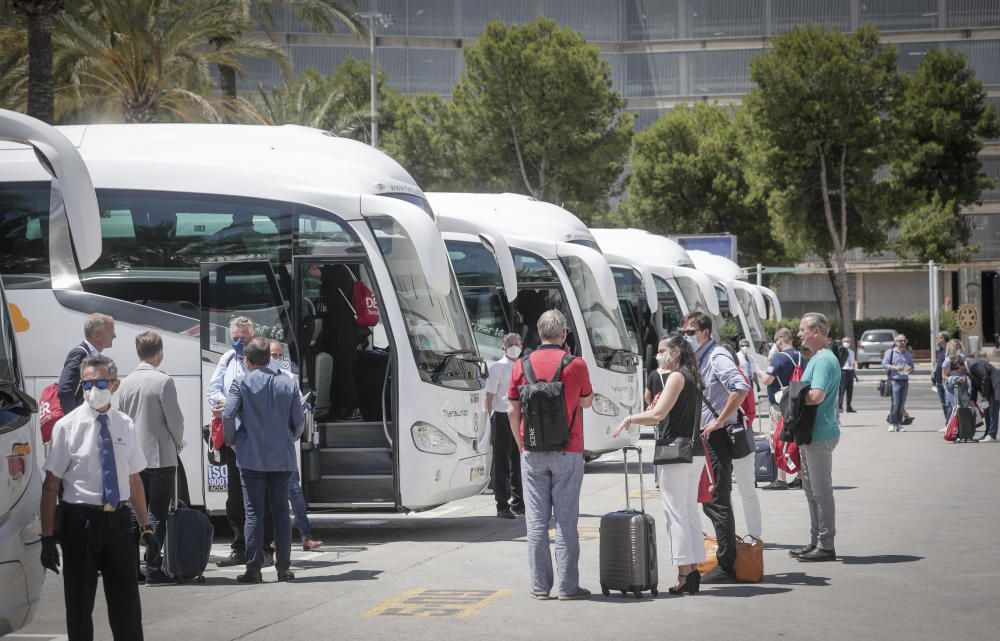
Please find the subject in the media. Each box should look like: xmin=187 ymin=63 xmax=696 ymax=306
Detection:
xmin=599 ymin=446 xmax=658 ymax=598
xmin=162 ymin=468 xmax=213 ymax=583
xmin=957 ymin=406 xmax=977 ymax=442
xmin=754 ymin=436 xmax=777 ymax=486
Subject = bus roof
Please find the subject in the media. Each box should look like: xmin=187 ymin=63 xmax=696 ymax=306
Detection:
xmin=687 ymin=250 xmax=745 ymax=281
xmin=591 ymin=228 xmax=695 ymax=268
xmin=427 ymin=193 xmax=595 ymax=246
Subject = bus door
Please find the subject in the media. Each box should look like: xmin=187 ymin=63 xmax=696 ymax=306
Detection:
xmin=198 ymin=261 xmax=301 ymax=509
xmin=292 ymin=256 xmax=398 ymax=509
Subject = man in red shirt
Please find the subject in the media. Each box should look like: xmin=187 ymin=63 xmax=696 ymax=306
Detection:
xmin=508 ymin=310 xmax=593 ymax=601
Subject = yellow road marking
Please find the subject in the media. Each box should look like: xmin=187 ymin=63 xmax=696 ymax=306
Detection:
xmin=363 ymin=589 xmax=514 ymax=618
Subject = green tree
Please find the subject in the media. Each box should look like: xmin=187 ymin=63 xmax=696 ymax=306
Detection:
xmin=380 ymin=93 xmax=463 ymax=190
xmin=451 ymin=18 xmax=633 ymax=222
xmin=745 ymin=24 xmax=903 ymax=340
xmin=623 ymin=103 xmax=785 ymax=268
xmin=892 ymin=48 xmax=1000 ymax=262
xmin=256 ymin=66 xmax=359 ymax=136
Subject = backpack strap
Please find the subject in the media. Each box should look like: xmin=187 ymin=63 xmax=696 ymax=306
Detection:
xmin=550 ymin=353 xmax=574 ymax=383
xmin=521 ymin=354 xmax=537 ymax=385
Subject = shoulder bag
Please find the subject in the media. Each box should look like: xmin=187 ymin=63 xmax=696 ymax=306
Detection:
xmin=653 ymin=372 xmax=696 ymax=464
xmin=699 ymin=387 xmax=753 ymax=460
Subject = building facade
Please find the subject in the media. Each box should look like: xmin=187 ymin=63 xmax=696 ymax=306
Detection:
xmin=249 ymin=0 xmax=1000 ymax=340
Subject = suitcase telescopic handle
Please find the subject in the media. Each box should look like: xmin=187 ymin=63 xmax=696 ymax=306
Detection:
xmin=622 ymin=445 xmax=646 ymax=513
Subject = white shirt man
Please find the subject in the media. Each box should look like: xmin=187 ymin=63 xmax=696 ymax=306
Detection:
xmin=485 ymin=333 xmax=524 ymax=518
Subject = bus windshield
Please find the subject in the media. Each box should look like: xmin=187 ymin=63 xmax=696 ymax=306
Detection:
xmin=611 ymin=267 xmax=641 ymax=353
xmin=446 ymin=239 xmax=510 ymax=362
xmin=735 ymin=288 xmax=767 ymax=346
xmin=368 ymin=215 xmax=481 ymax=389
xmin=715 ymin=284 xmax=743 ymax=344
xmin=560 ymin=255 xmax=633 ymax=373
xmin=0 ymin=284 xmax=18 ymax=387
xmin=652 ymin=275 xmax=683 ymax=335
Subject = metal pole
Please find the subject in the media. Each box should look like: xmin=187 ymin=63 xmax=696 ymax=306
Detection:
xmin=369 ymin=13 xmax=377 ymax=148
xmin=929 ymin=260 xmax=938 ymax=366
xmin=756 ymin=263 xmax=762 ymax=287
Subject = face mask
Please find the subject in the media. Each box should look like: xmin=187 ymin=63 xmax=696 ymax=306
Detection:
xmin=740 ymin=346 xmax=749 ymax=355
xmin=505 ymin=345 xmax=522 ymax=360
xmin=684 ymin=334 xmax=700 ymax=350
xmin=656 ymin=352 xmax=670 ymax=368
xmin=842 ymin=342 xmax=850 ymax=348
xmin=84 ymin=387 xmax=112 ymax=410
xmin=232 ymin=339 xmax=244 ymax=358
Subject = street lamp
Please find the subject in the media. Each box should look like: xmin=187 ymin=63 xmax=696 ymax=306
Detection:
xmin=353 ymin=11 xmax=394 ymax=148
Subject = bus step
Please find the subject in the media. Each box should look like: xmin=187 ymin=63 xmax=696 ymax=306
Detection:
xmin=307 ymin=475 xmax=395 ymax=504
xmin=320 ymin=421 xmax=391 ymax=448
xmin=319 ymin=448 xmax=393 ymax=476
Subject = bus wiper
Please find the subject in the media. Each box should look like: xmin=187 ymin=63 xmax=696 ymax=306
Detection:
xmin=603 ymin=348 xmax=638 ymax=369
xmin=430 ymin=349 xmax=481 ymax=382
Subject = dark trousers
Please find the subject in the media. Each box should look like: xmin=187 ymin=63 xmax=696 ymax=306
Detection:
xmin=240 ymin=469 xmax=292 ymax=572
xmin=889 ymin=379 xmax=909 ymax=426
xmin=225 ymin=450 xmax=273 ymax=551
xmin=491 ymin=412 xmax=523 ymax=510
xmin=327 ymin=318 xmax=359 ymax=416
xmin=838 ymin=370 xmax=855 ymax=410
xmin=60 ymin=504 xmax=143 ymax=641
xmin=701 ymin=429 xmax=736 ymax=572
xmin=987 ymin=399 xmax=999 ymax=438
xmin=139 ymin=466 xmax=174 ymax=579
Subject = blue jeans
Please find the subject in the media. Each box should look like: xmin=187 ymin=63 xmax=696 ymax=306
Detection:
xmin=987 ymin=401 xmax=999 ymax=438
xmin=521 ymin=451 xmax=584 ymax=597
xmin=240 ymin=469 xmax=292 ymax=572
xmin=888 ymin=379 xmax=909 ymax=427
xmin=289 ymin=469 xmax=311 ymax=538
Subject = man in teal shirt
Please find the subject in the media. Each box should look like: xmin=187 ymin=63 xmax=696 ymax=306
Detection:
xmin=790 ymin=313 xmax=841 ymax=562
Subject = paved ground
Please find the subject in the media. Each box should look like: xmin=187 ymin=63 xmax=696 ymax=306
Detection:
xmin=13 ymin=373 xmax=1000 ymax=641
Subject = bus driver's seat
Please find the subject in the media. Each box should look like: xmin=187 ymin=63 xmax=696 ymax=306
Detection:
xmin=302 ymin=296 xmax=333 ymax=419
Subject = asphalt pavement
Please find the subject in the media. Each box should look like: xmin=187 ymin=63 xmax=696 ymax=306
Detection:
xmin=13 ymin=372 xmax=1000 ymax=641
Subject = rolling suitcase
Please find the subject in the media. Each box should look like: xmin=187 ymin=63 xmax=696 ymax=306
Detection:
xmin=162 ymin=467 xmax=213 ymax=583
xmin=599 ymin=446 xmax=658 ymax=598
xmin=957 ymin=405 xmax=977 ymax=442
xmin=754 ymin=436 xmax=776 ymax=486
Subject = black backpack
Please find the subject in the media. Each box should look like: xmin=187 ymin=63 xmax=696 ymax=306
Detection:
xmin=519 ymin=353 xmax=576 ymax=451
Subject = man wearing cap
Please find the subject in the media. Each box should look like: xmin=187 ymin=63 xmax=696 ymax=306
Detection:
xmin=41 ymin=355 xmax=159 ymax=641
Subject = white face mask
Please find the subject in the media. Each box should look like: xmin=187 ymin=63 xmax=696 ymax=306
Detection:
xmin=740 ymin=346 xmax=749 ymax=355
xmin=505 ymin=345 xmax=522 ymax=360
xmin=656 ymin=352 xmax=670 ymax=368
xmin=84 ymin=387 xmax=112 ymax=411
xmin=842 ymin=342 xmax=850 ymax=349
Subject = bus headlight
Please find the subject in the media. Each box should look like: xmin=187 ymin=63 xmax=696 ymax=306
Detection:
xmin=411 ymin=422 xmax=457 ymax=455
xmin=591 ymin=394 xmax=620 ymax=417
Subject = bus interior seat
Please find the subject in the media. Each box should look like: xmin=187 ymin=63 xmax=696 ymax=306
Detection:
xmin=313 ymin=351 xmax=333 ymax=419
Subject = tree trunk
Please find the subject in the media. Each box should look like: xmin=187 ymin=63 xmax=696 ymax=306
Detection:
xmin=22 ymin=6 xmax=57 ymax=124
xmin=217 ymin=63 xmax=238 ymax=123
xmin=818 ymin=151 xmax=855 ymax=341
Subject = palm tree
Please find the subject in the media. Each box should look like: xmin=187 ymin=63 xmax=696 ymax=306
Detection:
xmin=52 ymin=0 xmax=290 ymax=123
xmin=9 ymin=0 xmax=64 ymax=123
xmin=214 ymin=1 xmax=363 ymax=122
xmin=257 ymin=67 xmax=361 ymax=137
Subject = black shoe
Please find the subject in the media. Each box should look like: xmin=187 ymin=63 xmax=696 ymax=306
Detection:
xmin=497 ymin=508 xmax=515 ymax=519
xmin=236 ymin=569 xmax=263 ymax=583
xmin=277 ymin=570 xmax=295 ymax=582
xmin=700 ymin=566 xmax=736 ymax=584
xmin=798 ymin=547 xmax=836 ymax=562
xmin=788 ymin=544 xmax=815 ymax=558
xmin=217 ymin=550 xmax=246 ymax=567
xmin=510 ymin=504 xmax=525 ymax=517
xmin=760 ymin=480 xmax=788 ymax=490
xmin=144 ymin=570 xmax=174 ymax=586
xmin=788 ymin=478 xmax=803 ymax=489
xmin=846 ymin=407 xmax=857 ymax=413
xmin=668 ymin=569 xmax=701 ymax=595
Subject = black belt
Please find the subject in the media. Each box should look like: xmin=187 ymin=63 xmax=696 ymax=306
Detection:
xmin=65 ymin=501 xmax=130 ymax=513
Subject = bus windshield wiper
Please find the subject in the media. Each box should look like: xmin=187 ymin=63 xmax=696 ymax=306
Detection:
xmin=430 ymin=349 xmax=480 ymax=382
xmin=602 ymin=348 xmax=637 ymax=369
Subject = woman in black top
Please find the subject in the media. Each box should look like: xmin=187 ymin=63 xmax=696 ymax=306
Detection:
xmin=644 ymin=337 xmax=671 ymax=407
xmin=614 ymin=333 xmax=706 ymax=595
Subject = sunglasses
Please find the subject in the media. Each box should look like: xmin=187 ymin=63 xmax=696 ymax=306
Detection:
xmin=81 ymin=379 xmax=110 ymax=391
xmin=682 ymin=329 xmax=700 ymax=336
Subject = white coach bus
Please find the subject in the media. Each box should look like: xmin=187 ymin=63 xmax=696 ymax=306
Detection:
xmin=427 ymin=193 xmax=641 ymax=458
xmin=0 ymin=121 xmax=490 ymax=514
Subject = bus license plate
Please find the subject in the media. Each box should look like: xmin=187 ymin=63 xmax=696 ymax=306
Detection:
xmin=470 ymin=466 xmax=485 ymax=482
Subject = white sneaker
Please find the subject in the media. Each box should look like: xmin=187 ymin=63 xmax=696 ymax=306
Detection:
xmin=982 ymin=436 xmax=997 ymax=442
xmin=898 ymin=427 xmax=906 ymax=432
xmin=887 ymin=425 xmax=895 ymax=432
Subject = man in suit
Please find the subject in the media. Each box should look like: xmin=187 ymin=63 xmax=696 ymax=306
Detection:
xmin=58 ymin=313 xmax=116 ymax=414
xmin=223 ymin=336 xmax=305 ymax=583
xmin=117 ymin=331 xmax=185 ymax=584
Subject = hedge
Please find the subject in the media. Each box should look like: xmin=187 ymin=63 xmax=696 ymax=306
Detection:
xmin=762 ymin=309 xmax=958 ymax=351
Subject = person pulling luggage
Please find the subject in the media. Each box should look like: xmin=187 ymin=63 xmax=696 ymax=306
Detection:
xmin=614 ymin=333 xmax=706 ymax=595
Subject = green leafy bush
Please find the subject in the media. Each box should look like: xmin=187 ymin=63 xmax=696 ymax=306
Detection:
xmin=763 ymin=309 xmax=957 ymax=351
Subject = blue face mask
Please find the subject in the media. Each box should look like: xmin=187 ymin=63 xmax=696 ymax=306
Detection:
xmin=684 ymin=334 xmax=700 ymax=351
xmin=232 ymin=339 xmax=244 ymax=358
